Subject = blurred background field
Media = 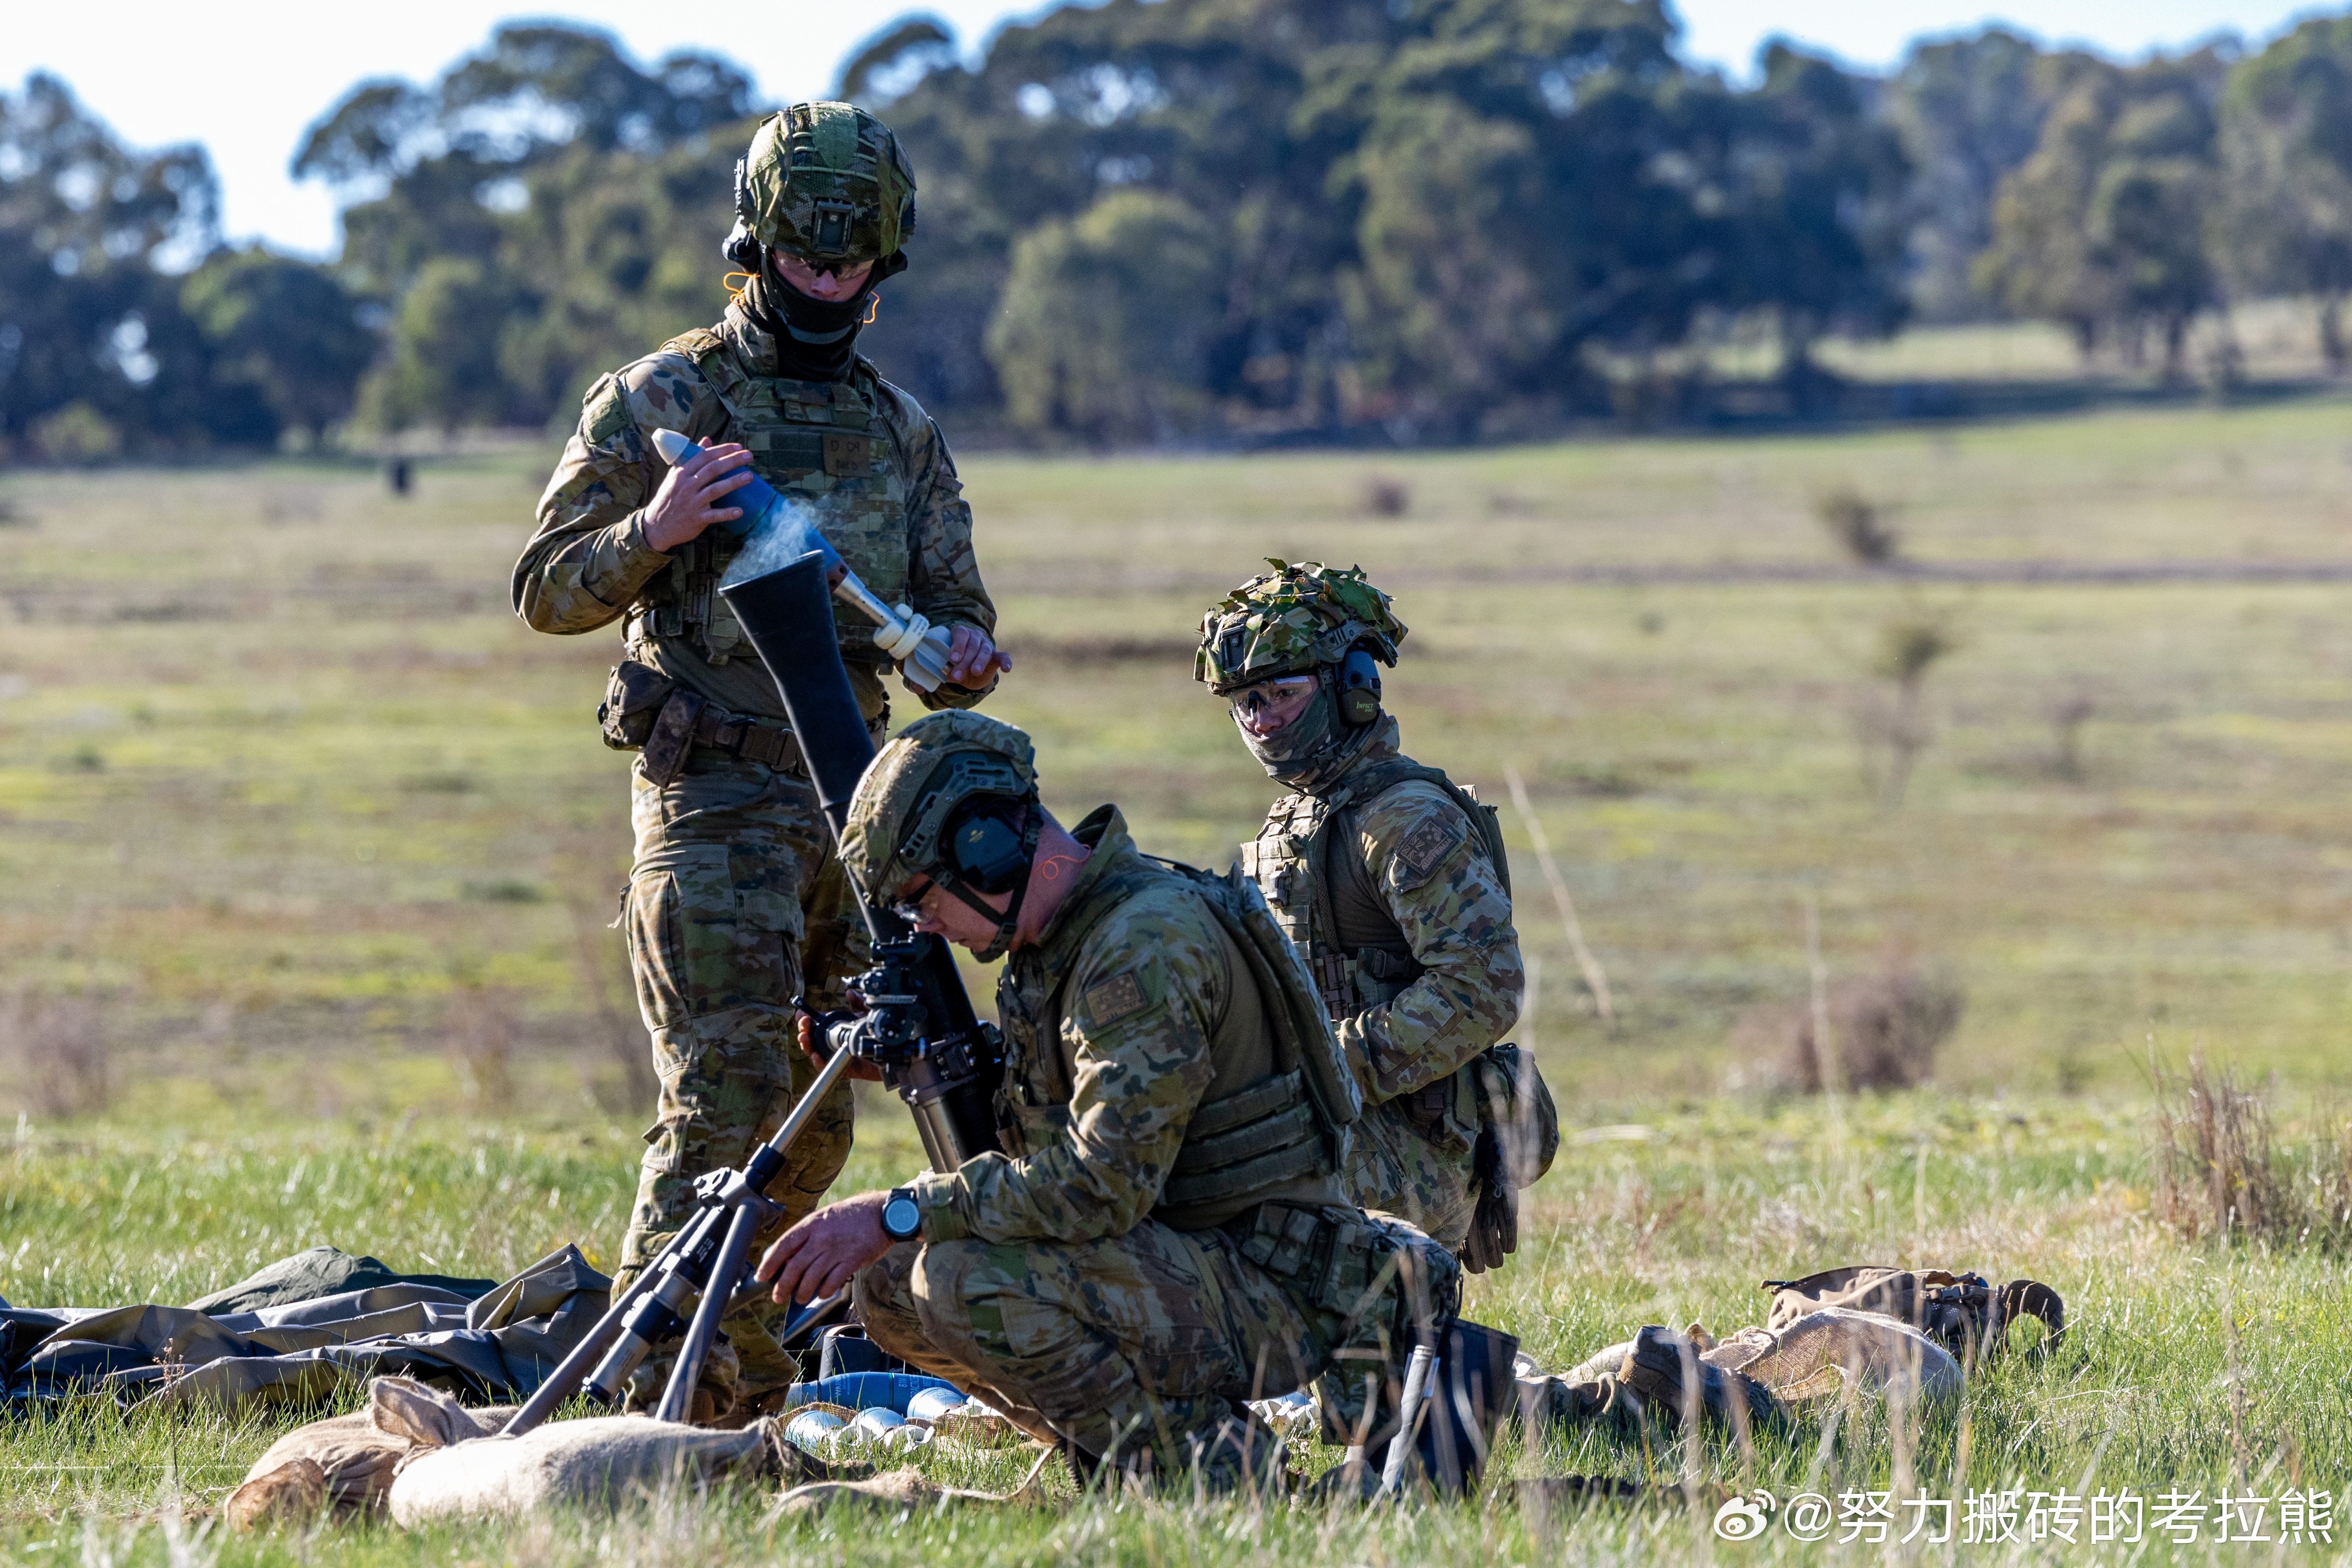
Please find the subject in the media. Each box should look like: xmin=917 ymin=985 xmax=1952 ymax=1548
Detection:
xmin=6 ymin=391 xmax=2352 ymax=1133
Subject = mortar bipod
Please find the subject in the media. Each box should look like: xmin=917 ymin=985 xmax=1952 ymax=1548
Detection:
xmin=498 ymin=1043 xmax=856 ymax=1437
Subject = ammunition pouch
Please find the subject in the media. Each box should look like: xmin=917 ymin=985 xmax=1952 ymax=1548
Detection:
xmin=1225 ymin=1200 xmax=1453 ymax=1337
xmin=598 ymin=661 xmax=676 ymax=751
xmin=598 ymin=659 xmax=809 ymax=789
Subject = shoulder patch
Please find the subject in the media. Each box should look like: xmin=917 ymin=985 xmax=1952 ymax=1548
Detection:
xmin=1082 ymin=973 xmax=1148 ymax=1027
xmin=1393 ymin=812 xmax=1465 ymax=888
xmin=583 ymin=376 xmax=630 ymax=445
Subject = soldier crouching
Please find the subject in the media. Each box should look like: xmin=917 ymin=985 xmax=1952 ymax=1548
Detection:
xmin=751 ymin=712 xmax=1489 ymax=1491
xmin=1196 ymin=563 xmax=1556 ymax=1270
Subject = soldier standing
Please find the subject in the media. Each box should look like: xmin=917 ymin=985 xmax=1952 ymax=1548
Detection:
xmin=1195 ymin=563 xmax=1551 ymax=1269
xmin=753 ymin=712 xmax=1468 ymax=1489
xmin=514 ymin=102 xmax=1007 ymax=1412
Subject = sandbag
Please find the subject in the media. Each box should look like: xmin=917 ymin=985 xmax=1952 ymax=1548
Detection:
xmin=389 ymin=1416 xmax=777 ymax=1525
xmin=222 ymin=1458 xmax=327 ymax=1531
xmin=223 ymin=1378 xmax=516 ymax=1528
xmin=1705 ymin=1308 xmax=1961 ymax=1406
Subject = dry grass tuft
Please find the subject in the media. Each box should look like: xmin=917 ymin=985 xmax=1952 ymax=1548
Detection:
xmin=1735 ymin=961 xmax=1964 ymax=1093
xmin=1358 ymin=475 xmax=1410 ymax=516
xmin=0 ymin=988 xmax=113 ymax=1118
xmin=1815 ymin=486 xmax=1899 ymax=564
xmin=2149 ymin=1054 xmax=2352 ymax=1250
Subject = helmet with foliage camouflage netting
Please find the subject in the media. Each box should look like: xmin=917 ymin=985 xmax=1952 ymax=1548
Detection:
xmin=733 ymin=101 xmax=916 ymax=263
xmin=1194 ymin=560 xmax=1408 ymax=694
xmin=842 ymin=711 xmax=1037 ymax=904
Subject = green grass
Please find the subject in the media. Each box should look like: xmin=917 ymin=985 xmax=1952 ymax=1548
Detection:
xmin=1 ymin=1099 xmax=2345 ymax=1561
xmin=9 ymin=395 xmax=2352 ymax=1558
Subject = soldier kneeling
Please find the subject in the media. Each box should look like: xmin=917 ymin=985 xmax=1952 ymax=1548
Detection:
xmin=752 ymin=712 xmax=1509 ymax=1493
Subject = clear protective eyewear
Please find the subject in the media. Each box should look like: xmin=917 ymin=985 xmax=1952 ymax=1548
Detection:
xmin=1228 ymin=673 xmax=1318 ymax=718
xmin=888 ymin=876 xmax=935 ymax=925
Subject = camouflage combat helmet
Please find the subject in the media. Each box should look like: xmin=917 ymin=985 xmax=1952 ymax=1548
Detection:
xmin=843 ymin=712 xmax=1042 ymax=958
xmin=1194 ymin=560 xmax=1408 ymax=693
xmin=733 ymin=101 xmax=917 ymax=263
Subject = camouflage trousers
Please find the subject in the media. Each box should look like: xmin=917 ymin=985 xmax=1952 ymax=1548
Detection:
xmin=1345 ymin=1092 xmax=1476 ymax=1254
xmin=854 ymin=1221 xmax=1347 ymax=1468
xmin=614 ymin=749 xmax=864 ymax=1394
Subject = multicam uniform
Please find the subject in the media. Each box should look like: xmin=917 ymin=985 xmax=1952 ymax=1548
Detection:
xmin=513 ymin=298 xmax=995 ymax=1392
xmin=1245 ymin=717 xmax=1522 ymax=1251
xmin=850 ymin=802 xmax=1421 ymax=1471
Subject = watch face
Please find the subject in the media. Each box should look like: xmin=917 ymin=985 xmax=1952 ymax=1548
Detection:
xmin=882 ymin=1195 xmax=922 ymax=1239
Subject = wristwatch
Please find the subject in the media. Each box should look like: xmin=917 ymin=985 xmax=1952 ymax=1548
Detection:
xmin=880 ymin=1186 xmax=923 ymax=1242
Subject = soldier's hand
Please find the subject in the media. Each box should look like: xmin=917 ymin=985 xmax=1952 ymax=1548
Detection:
xmin=756 ymin=1191 xmax=895 ymax=1304
xmin=644 ymin=440 xmax=755 ymax=552
xmin=798 ymin=1009 xmax=883 ymax=1081
xmin=944 ymin=625 xmax=1012 ymax=689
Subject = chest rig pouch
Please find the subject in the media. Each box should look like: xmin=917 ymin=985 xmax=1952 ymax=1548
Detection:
xmin=630 ymin=333 xmax=912 ymax=667
xmin=1243 ymin=761 xmax=1509 ymax=1022
xmin=1243 ymin=762 xmax=1518 ymax=1149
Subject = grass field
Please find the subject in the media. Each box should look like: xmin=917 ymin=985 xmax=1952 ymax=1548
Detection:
xmin=9 ymin=393 xmax=2352 ymax=1110
xmin=5 ymin=1096 xmax=2349 ymax=1562
xmin=6 ymin=391 xmax=2352 ymax=1559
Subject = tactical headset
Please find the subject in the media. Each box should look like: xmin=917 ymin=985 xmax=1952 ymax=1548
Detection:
xmin=723 ymin=160 xmax=762 ymax=270
xmin=939 ymin=796 xmax=1035 ymax=895
xmin=909 ymin=792 xmax=1041 ymax=963
xmin=1336 ymin=646 xmax=1384 ymax=728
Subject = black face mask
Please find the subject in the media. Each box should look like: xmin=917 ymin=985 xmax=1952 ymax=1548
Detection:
xmin=747 ymin=250 xmax=908 ymax=382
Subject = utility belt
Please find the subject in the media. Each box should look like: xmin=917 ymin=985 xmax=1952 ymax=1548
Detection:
xmin=599 ymin=659 xmax=825 ymax=787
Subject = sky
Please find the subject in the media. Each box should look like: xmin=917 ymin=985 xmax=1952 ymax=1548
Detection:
xmin=2 ymin=0 xmax=2336 ymax=259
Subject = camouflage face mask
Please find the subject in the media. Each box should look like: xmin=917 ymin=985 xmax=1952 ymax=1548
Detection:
xmin=1233 ymin=666 xmax=1349 ymax=783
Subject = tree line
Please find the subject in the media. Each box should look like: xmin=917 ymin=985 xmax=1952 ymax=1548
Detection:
xmin=6 ymin=1 xmax=2352 ymax=457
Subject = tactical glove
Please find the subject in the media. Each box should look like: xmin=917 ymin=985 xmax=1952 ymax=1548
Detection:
xmin=1461 ymin=1123 xmax=1518 ymax=1273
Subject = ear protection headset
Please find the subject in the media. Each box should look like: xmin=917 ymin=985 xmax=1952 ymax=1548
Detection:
xmin=917 ymin=793 xmax=1044 ymax=961
xmin=1336 ymin=646 xmax=1384 ymax=728
xmin=941 ymin=797 xmax=1033 ymax=895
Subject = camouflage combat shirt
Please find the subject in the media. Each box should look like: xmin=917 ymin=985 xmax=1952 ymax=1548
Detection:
xmin=514 ymin=297 xmax=996 ymax=726
xmin=1246 ymin=718 xmax=1523 ymax=1116
xmin=909 ymin=808 xmax=1343 ymax=1244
